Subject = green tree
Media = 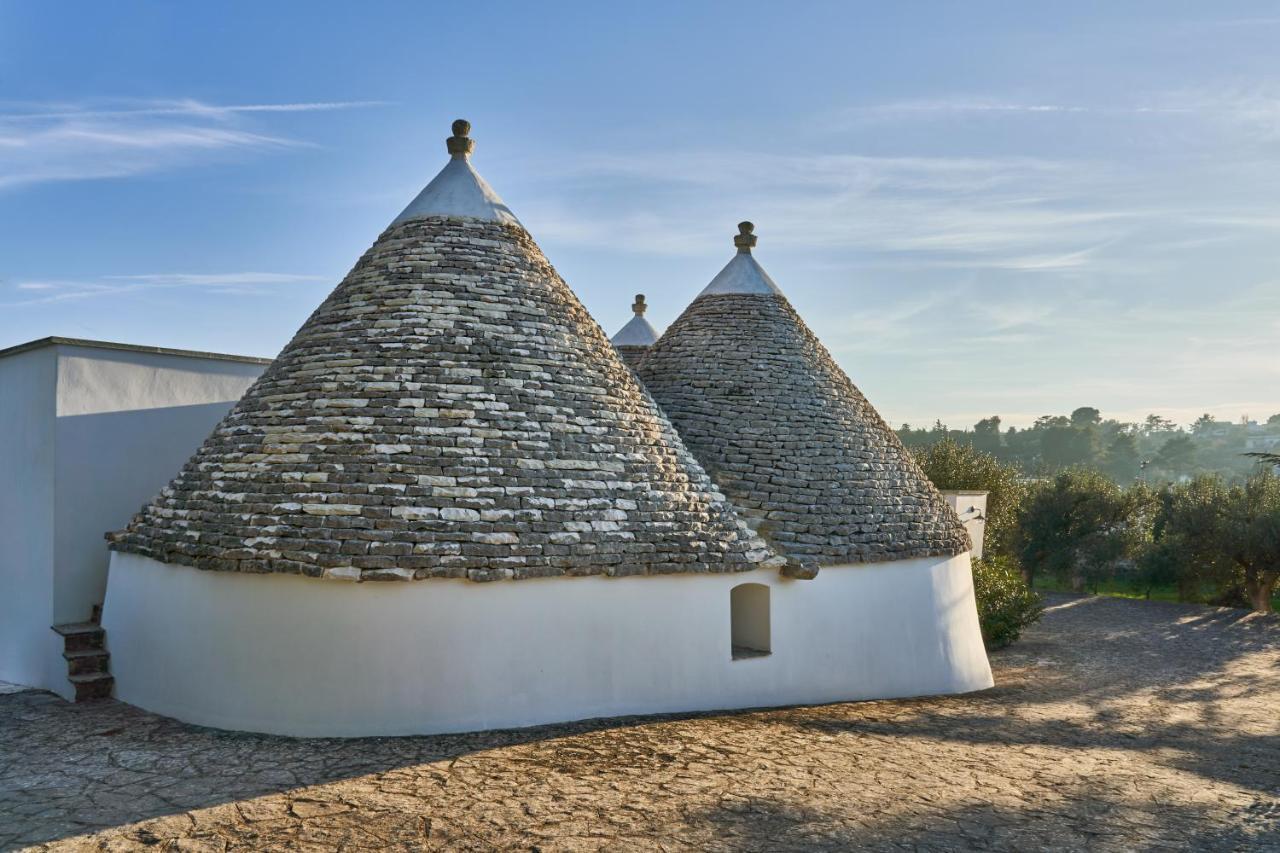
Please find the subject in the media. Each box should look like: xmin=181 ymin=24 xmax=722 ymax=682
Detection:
xmin=913 ymin=437 xmax=1025 ymax=560
xmin=1191 ymin=413 xmax=1216 ymax=435
xmin=1223 ymin=473 xmax=1280 ymax=612
xmin=1147 ymin=475 xmax=1229 ymax=602
xmin=972 ymin=416 xmax=1003 ymax=456
xmin=1103 ymin=432 xmax=1141 ymax=482
xmin=1152 ymin=473 xmax=1280 ymax=612
xmin=1070 ymin=406 xmax=1101 ymax=427
xmin=1039 ymin=419 xmax=1096 ymax=470
xmin=1143 ymin=414 xmax=1176 ymax=435
xmin=1154 ymin=434 xmax=1197 ymax=477
xmin=1015 ymin=469 xmax=1153 ymax=591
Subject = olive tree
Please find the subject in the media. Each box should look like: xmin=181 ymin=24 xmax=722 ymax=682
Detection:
xmin=1149 ymin=472 xmax=1280 ymax=613
xmin=1014 ymin=468 xmax=1154 ymax=591
xmin=1221 ymin=473 xmax=1280 ymax=612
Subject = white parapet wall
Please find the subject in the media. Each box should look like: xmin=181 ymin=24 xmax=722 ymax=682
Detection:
xmin=0 ymin=346 xmax=58 ymax=692
xmin=103 ymin=551 xmax=993 ymax=737
xmin=0 ymin=337 xmax=268 ymax=697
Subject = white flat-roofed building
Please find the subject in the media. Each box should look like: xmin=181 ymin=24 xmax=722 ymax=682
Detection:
xmin=0 ymin=337 xmax=268 ymax=699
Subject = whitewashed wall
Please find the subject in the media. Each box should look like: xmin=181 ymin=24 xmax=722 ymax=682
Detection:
xmin=52 ymin=345 xmax=265 ymax=630
xmin=0 ymin=340 xmax=266 ymax=698
xmin=104 ymin=551 xmax=993 ymax=736
xmin=0 ymin=348 xmax=58 ymax=690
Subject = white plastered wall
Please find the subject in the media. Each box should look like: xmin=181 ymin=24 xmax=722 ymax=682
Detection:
xmin=0 ymin=348 xmax=58 ymax=690
xmin=104 ymin=550 xmax=994 ymax=736
xmin=0 ymin=341 xmax=265 ymax=698
xmin=52 ymin=345 xmax=265 ymax=631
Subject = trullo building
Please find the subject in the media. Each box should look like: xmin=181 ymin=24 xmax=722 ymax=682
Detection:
xmin=101 ymin=124 xmax=990 ymax=737
xmin=609 ymin=293 xmax=659 ymax=367
xmin=634 ymin=223 xmax=993 ymax=674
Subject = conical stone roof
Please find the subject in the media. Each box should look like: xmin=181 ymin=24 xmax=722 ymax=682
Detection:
xmin=108 ymin=122 xmax=770 ymax=582
xmin=636 ymin=223 xmax=969 ymax=565
xmin=610 ymin=294 xmax=659 ymax=368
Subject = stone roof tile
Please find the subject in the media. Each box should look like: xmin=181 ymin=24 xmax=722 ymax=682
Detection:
xmin=109 ymin=124 xmax=769 ymax=582
xmin=635 ymin=224 xmax=969 ymax=565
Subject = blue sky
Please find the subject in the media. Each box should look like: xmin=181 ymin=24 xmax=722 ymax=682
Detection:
xmin=2 ymin=2 xmax=1277 ymax=428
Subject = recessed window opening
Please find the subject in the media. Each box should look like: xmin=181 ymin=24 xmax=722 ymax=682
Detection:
xmin=731 ymin=583 xmax=771 ymax=660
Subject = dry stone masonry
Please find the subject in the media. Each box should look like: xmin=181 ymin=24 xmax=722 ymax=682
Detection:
xmin=637 ymin=224 xmax=970 ymax=565
xmin=109 ymin=124 xmax=770 ymax=583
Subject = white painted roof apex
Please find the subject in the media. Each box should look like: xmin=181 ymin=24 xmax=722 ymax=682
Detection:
xmin=697 ymin=222 xmax=783 ymax=297
xmin=612 ymin=315 xmax=659 ymax=346
xmin=612 ymin=294 xmax=659 ymax=346
xmin=392 ymin=120 xmax=521 ymax=227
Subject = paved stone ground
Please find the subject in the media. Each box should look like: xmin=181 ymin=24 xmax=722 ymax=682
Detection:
xmin=2 ymin=594 xmax=1277 ymax=852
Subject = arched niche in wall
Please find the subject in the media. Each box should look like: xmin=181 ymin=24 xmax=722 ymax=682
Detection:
xmin=730 ymin=582 xmax=771 ymax=659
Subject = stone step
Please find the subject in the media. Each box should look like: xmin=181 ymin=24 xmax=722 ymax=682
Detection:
xmin=69 ymin=672 xmax=114 ymax=702
xmin=53 ymin=622 xmax=105 ymax=653
xmin=63 ymin=649 xmax=110 ymax=677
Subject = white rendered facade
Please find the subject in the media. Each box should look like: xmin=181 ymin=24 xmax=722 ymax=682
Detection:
xmin=103 ymin=550 xmax=993 ymax=737
xmin=0 ymin=338 xmax=266 ymax=698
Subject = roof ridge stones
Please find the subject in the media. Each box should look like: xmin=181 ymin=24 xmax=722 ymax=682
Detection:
xmin=635 ymin=224 xmax=970 ymax=565
xmin=109 ymin=122 xmax=773 ymax=583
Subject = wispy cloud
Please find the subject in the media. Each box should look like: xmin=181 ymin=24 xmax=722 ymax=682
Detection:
xmin=838 ymin=87 xmax=1280 ymax=144
xmin=521 ymin=147 xmax=1136 ymax=274
xmin=2 ymin=272 xmax=324 ymax=306
xmin=0 ymin=98 xmax=386 ymax=122
xmin=103 ymin=272 xmax=323 ymax=287
xmin=837 ymin=97 xmax=1195 ymax=122
xmin=0 ymin=98 xmax=383 ymax=190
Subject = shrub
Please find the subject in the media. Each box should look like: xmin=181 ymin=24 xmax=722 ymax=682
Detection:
xmin=914 ymin=437 xmax=1026 ymax=559
xmin=972 ymin=555 xmax=1044 ymax=649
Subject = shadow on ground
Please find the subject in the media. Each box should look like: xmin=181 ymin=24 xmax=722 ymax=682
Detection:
xmin=2 ymin=594 xmax=1277 ymax=851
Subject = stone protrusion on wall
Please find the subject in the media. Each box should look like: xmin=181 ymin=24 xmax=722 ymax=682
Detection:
xmin=780 ymin=556 xmax=820 ymax=580
xmin=108 ymin=215 xmax=772 ymax=582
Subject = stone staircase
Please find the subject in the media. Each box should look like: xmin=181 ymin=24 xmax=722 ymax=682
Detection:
xmin=51 ymin=607 xmax=113 ymax=701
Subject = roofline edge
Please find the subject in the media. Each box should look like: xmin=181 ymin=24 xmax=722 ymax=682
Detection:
xmin=0 ymin=336 xmax=274 ymax=365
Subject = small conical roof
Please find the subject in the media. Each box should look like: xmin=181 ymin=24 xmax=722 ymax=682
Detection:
xmin=391 ymin=120 xmax=519 ymax=226
xmin=611 ymin=294 xmax=659 ymax=368
xmin=696 ymin=225 xmax=782 ymax=296
xmin=636 ymin=223 xmax=969 ymax=565
xmin=110 ymin=123 xmax=769 ymax=582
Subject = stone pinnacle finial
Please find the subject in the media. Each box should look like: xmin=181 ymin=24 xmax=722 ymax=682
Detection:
xmin=447 ymin=119 xmax=474 ymax=158
xmin=734 ymin=221 xmax=757 ymax=253
xmin=632 ymin=294 xmax=647 ymax=316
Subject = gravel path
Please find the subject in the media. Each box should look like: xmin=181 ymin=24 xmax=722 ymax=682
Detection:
xmin=2 ymin=594 xmax=1277 ymax=851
